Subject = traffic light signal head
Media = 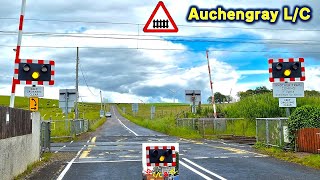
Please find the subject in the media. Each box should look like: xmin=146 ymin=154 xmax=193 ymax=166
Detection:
xmin=18 ymin=63 xmax=52 ymax=81
xmin=149 ymin=149 xmax=173 ymax=163
xmin=269 ymin=58 xmax=305 ymax=82
xmin=272 ymin=62 xmax=301 ymax=78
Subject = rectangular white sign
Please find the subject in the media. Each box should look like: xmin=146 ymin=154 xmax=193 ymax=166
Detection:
xmin=273 ymin=82 xmax=304 ymax=97
xmin=279 ymin=98 xmax=296 ymax=107
xmin=24 ymin=86 xmax=44 ymax=97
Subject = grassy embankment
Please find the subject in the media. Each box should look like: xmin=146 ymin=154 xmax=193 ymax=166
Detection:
xmin=0 ymin=95 xmax=107 ymax=138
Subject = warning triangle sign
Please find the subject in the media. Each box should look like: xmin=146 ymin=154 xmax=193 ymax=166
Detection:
xmin=143 ymin=1 xmax=178 ymax=33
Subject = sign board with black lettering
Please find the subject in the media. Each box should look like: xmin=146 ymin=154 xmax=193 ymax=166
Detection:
xmin=272 ymin=82 xmax=304 ymax=97
xmin=279 ymin=98 xmax=296 ymax=107
xmin=24 ymin=86 xmax=44 ymax=97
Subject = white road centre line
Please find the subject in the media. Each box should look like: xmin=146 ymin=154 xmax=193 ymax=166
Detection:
xmin=180 ymin=161 xmax=213 ymax=180
xmin=117 ymin=118 xmax=139 ymax=136
xmin=69 ymin=141 xmax=74 ymax=144
xmin=56 ymin=145 xmax=86 ymax=180
xmin=183 ymin=158 xmax=227 ymax=180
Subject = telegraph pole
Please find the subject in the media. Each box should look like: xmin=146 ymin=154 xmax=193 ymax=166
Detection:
xmin=100 ymin=90 xmax=103 ymax=110
xmin=75 ymin=47 xmax=79 ymax=119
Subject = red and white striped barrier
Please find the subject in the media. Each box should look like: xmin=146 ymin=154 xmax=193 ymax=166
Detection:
xmin=146 ymin=145 xmax=177 ymax=167
xmin=10 ymin=0 xmax=26 ymax=108
xmin=14 ymin=59 xmax=55 ymax=85
xmin=268 ymin=58 xmax=305 ymax=82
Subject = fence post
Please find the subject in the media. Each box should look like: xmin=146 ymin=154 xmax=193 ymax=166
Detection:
xmin=279 ymin=118 xmax=282 ymax=147
xmin=202 ymin=119 xmax=205 ymax=138
xmin=192 ymin=118 xmax=195 ymax=129
xmin=266 ymin=119 xmax=269 ymax=146
xmin=256 ymin=119 xmax=258 ymax=142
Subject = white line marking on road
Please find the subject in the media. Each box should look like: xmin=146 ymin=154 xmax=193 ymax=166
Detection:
xmin=69 ymin=141 xmax=73 ymax=144
xmin=56 ymin=145 xmax=86 ymax=180
xmin=180 ymin=161 xmax=213 ymax=180
xmin=183 ymin=158 xmax=227 ymax=180
xmin=54 ymin=145 xmax=66 ymax=153
xmin=72 ymin=159 xmax=141 ymax=163
xmin=111 ymin=106 xmax=139 ymax=136
xmin=117 ymin=118 xmax=139 ymax=136
xmin=214 ymin=156 xmax=229 ymax=159
xmin=193 ymin=157 xmax=210 ymax=159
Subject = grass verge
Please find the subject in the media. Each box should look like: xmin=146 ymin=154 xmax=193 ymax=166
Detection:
xmin=89 ymin=118 xmax=107 ymax=131
xmin=14 ymin=153 xmax=52 ymax=180
xmin=254 ymin=142 xmax=320 ymax=170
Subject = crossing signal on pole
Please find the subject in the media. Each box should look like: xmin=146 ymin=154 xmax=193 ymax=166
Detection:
xmin=14 ymin=59 xmax=55 ymax=85
xmin=18 ymin=63 xmax=52 ymax=81
xmin=269 ymin=58 xmax=305 ymax=82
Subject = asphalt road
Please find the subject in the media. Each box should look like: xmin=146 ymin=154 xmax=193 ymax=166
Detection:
xmin=51 ymin=106 xmax=320 ymax=180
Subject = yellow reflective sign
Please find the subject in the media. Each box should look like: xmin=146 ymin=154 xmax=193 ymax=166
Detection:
xmin=29 ymin=97 xmax=39 ymax=111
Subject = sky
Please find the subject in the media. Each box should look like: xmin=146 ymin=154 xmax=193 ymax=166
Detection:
xmin=0 ymin=0 xmax=320 ymax=104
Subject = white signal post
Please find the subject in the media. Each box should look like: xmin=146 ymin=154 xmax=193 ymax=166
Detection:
xmin=10 ymin=0 xmax=27 ymax=108
xmin=206 ymin=50 xmax=217 ymax=118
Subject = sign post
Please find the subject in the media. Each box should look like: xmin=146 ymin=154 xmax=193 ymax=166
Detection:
xmin=185 ymin=90 xmax=201 ymax=114
xmin=59 ymin=89 xmax=77 ymax=130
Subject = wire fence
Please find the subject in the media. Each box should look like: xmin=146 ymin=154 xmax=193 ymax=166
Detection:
xmin=256 ymin=118 xmax=289 ymax=147
xmin=176 ymin=118 xmax=256 ymax=138
xmin=48 ymin=119 xmax=89 ymax=138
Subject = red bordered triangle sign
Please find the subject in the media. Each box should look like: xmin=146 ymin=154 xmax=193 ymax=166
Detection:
xmin=143 ymin=1 xmax=178 ymax=33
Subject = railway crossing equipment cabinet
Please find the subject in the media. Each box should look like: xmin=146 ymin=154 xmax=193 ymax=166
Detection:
xmin=142 ymin=143 xmax=179 ymax=180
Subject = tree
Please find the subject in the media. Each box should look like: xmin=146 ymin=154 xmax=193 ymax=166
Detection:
xmin=237 ymin=86 xmax=272 ymax=100
xmin=207 ymin=92 xmax=227 ymax=104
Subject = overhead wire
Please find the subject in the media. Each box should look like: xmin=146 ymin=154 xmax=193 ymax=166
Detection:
xmin=0 ymin=30 xmax=318 ymax=43
xmin=0 ymin=44 xmax=318 ymax=54
xmin=0 ymin=17 xmax=320 ymax=32
xmin=0 ymin=31 xmax=319 ymax=45
xmin=79 ymin=63 xmax=98 ymax=96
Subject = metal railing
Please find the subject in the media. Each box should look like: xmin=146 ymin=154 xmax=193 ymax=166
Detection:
xmin=256 ymin=118 xmax=289 ymax=147
xmin=176 ymin=118 xmax=255 ymax=138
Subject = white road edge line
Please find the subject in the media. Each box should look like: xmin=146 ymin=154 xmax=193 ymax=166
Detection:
xmin=112 ymin=105 xmax=139 ymax=136
xmin=183 ymin=158 xmax=227 ymax=180
xmin=117 ymin=118 xmax=139 ymax=136
xmin=56 ymin=145 xmax=86 ymax=180
xmin=180 ymin=161 xmax=213 ymax=180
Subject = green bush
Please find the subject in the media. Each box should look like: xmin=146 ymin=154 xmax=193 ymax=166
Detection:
xmin=288 ymin=105 xmax=320 ymax=146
